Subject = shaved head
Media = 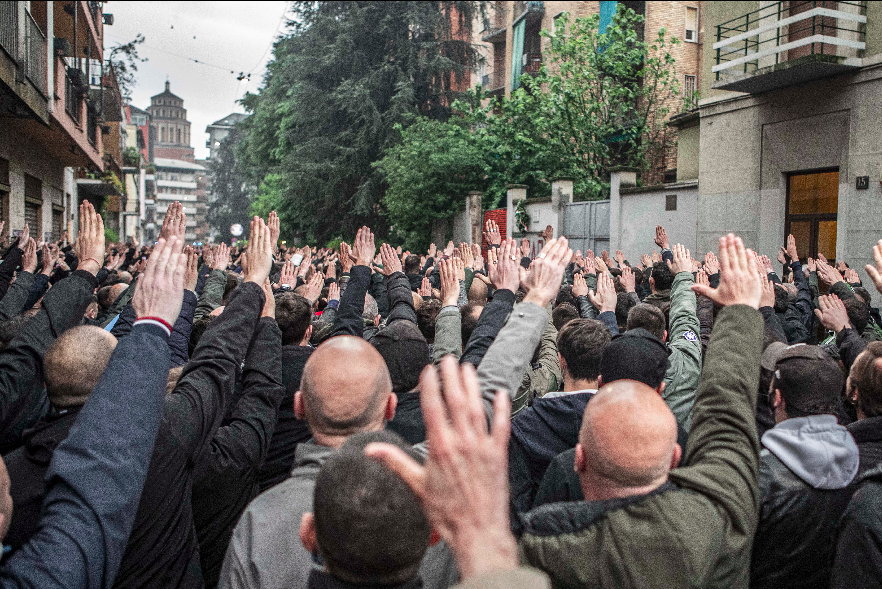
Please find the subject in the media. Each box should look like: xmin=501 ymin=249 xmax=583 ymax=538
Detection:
xmin=577 ymin=379 xmax=679 ymax=497
xmin=299 ymin=336 xmax=393 ymax=442
xmin=44 ymin=326 xmax=117 ymax=407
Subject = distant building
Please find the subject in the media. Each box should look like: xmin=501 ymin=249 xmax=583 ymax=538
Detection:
xmin=153 ymin=157 xmax=205 ymax=243
xmin=147 ymin=80 xmax=195 ymax=163
xmin=128 ymin=104 xmax=151 ymax=163
xmin=204 ymin=112 xmax=249 ymax=240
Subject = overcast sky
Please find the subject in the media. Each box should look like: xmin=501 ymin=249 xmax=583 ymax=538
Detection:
xmin=105 ymin=1 xmax=290 ymax=160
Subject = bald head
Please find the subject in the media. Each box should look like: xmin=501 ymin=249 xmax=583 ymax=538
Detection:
xmin=577 ymin=379 xmax=679 ymax=498
xmin=468 ymin=279 xmax=488 ymax=304
xmin=298 ymin=336 xmax=393 ymax=444
xmin=44 ymin=326 xmax=117 ymax=407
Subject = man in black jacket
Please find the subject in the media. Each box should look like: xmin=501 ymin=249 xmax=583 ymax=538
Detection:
xmin=193 ymin=279 xmax=285 ymax=588
xmin=258 ymin=293 xmax=314 ymax=492
xmin=112 ymin=215 xmax=276 ymax=589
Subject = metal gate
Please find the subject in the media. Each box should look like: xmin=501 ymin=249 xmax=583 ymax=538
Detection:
xmin=562 ymin=199 xmax=610 ymax=254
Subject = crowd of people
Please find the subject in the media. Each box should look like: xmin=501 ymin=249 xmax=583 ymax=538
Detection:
xmin=0 ymin=200 xmax=879 ymax=588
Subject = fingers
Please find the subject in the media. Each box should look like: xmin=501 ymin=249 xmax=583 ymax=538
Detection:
xmin=691 ymin=283 xmax=715 ymax=300
xmin=364 ymin=442 xmax=427 ymax=501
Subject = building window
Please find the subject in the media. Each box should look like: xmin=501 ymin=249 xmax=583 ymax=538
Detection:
xmin=24 ymin=174 xmax=42 ymax=236
xmin=685 ymin=6 xmax=698 ymax=42
xmin=684 ymin=74 xmax=696 ymax=104
xmin=665 ymin=194 xmax=677 ymax=211
xmin=177 ymin=128 xmax=182 ymax=143
xmin=785 ymin=170 xmax=839 ymax=260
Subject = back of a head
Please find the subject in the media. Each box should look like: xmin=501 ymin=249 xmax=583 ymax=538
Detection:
xmin=552 ymin=302 xmax=580 ymax=332
xmin=314 ymin=431 xmax=430 ymax=585
xmin=460 ymin=303 xmax=482 ymax=348
xmin=626 ymin=304 xmax=666 ymax=342
xmin=404 ymin=255 xmax=421 ymax=275
xmin=651 ymin=262 xmax=674 ymax=291
xmin=555 ymin=285 xmax=576 ymax=308
xmin=301 ymin=336 xmax=392 ymax=437
xmin=372 ymin=321 xmax=430 ymax=394
xmin=580 ymin=380 xmax=678 ymax=488
xmin=276 ymin=293 xmax=313 ymax=346
xmin=773 ymin=345 xmax=843 ymax=418
xmin=363 ymin=293 xmax=379 ymax=323
xmin=615 ymin=292 xmax=636 ymax=329
xmin=844 ymin=296 xmax=870 ymax=333
xmin=849 ymin=341 xmax=882 ymax=418
xmin=189 ymin=315 xmax=215 ymax=357
xmin=557 ymin=319 xmax=611 ymax=382
xmin=44 ymin=325 xmax=118 ymax=407
xmin=468 ymin=278 xmax=487 ymax=304
xmin=222 ymin=271 xmax=241 ymax=305
xmin=600 ymin=329 xmax=670 ymax=389
xmin=416 ymin=298 xmax=442 ymax=343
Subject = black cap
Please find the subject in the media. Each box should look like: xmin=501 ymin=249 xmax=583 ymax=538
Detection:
xmin=773 ymin=344 xmax=843 ymax=413
xmin=600 ymin=328 xmax=670 ymax=388
xmin=371 ymin=321 xmax=430 ymax=394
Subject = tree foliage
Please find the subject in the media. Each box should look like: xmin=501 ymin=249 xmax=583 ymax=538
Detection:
xmin=108 ymin=34 xmax=146 ymax=102
xmin=237 ymin=1 xmax=485 ymax=244
xmin=377 ymin=5 xmax=682 ymax=238
xmin=207 ymin=127 xmax=252 ymax=244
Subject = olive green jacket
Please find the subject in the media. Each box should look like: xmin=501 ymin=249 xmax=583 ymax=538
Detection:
xmin=662 ymin=271 xmax=702 ymax=433
xmin=519 ymin=305 xmax=763 ymax=589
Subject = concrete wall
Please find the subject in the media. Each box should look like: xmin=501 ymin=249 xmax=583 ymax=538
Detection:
xmin=697 ymin=65 xmax=882 ymax=300
xmin=618 ymin=182 xmax=698 ymax=260
xmin=676 ymin=123 xmax=700 ymax=181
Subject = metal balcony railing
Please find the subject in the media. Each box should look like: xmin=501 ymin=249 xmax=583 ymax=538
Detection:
xmin=714 ymin=0 xmax=866 ymax=79
xmin=65 ymin=69 xmax=81 ymax=124
xmin=24 ymin=10 xmax=47 ymax=95
xmin=0 ymin=2 xmax=17 ymax=58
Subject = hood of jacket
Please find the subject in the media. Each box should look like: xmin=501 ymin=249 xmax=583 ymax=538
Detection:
xmin=510 ymin=392 xmax=594 ymax=465
xmin=761 ymin=414 xmax=859 ymax=489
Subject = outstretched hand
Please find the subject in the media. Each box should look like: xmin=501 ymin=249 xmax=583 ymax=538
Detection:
xmin=351 ymin=226 xmax=376 ymax=267
xmin=867 ymin=239 xmax=882 ymax=295
xmin=519 ymin=237 xmax=572 ymax=308
xmin=131 ymin=236 xmax=186 ymax=325
xmin=364 ymin=358 xmax=517 ymax=580
xmin=76 ymin=201 xmax=106 ymax=275
xmin=691 ymin=234 xmax=763 ymax=309
xmin=815 ymin=294 xmax=851 ymax=333
xmin=588 ymin=271 xmax=616 ymax=313
xmin=666 ymin=244 xmax=691 ymax=275
xmin=379 ymin=243 xmax=402 ymax=276
xmin=244 ymin=216 xmax=273 ymax=285
xmin=488 ymin=240 xmax=520 ymax=293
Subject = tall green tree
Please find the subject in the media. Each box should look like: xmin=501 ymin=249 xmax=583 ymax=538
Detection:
xmin=207 ymin=127 xmax=252 ymax=244
xmin=238 ymin=1 xmax=485 ymax=244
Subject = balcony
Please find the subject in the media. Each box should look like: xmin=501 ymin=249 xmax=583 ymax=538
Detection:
xmin=23 ymin=10 xmax=46 ymax=96
xmin=481 ymin=68 xmax=506 ymax=96
xmin=513 ymin=1 xmax=544 ymax=26
xmin=713 ymin=0 xmax=866 ymax=94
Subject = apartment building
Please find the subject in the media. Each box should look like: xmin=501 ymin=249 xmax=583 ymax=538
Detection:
xmin=153 ymin=157 xmax=205 ymax=243
xmin=0 ymin=1 xmax=124 ymax=241
xmin=667 ymin=1 xmax=882 ymax=295
xmin=472 ymin=1 xmax=702 ymax=180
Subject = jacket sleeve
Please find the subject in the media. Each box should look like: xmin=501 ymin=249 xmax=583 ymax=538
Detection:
xmin=696 ymin=294 xmax=714 ymax=359
xmin=168 ymin=290 xmax=198 ymax=367
xmin=576 ymin=294 xmax=598 ymax=320
xmin=194 ymin=263 xmax=212 ymax=297
xmin=23 ymin=272 xmax=50 ymax=310
xmin=197 ymin=317 xmax=284 ymax=486
xmin=1 ymin=323 xmax=170 ymax=589
xmin=597 ymin=310 xmax=619 ymax=336
xmin=331 ymin=265 xmax=371 ymax=338
xmin=384 ymin=271 xmax=417 ymax=326
xmin=97 ymin=283 xmax=135 ymax=328
xmin=193 ymin=269 xmax=227 ymax=322
xmin=0 ymin=245 xmax=23 ymax=302
xmin=759 ymin=307 xmax=787 ymax=343
xmin=432 ymin=305 xmax=462 ymax=363
xmin=830 ymin=280 xmax=856 ymax=300
xmin=369 ymin=272 xmax=390 ymax=318
xmin=664 ymin=272 xmax=703 ymax=432
xmin=477 ymin=302 xmax=548 ymax=420
xmin=788 ymin=261 xmax=813 ymax=333
xmin=837 ymin=327 xmax=867 ymax=373
xmin=0 ymin=271 xmax=35 ymax=321
xmin=165 ymin=281 xmax=265 ymax=463
xmin=110 ymin=302 xmax=136 ymax=339
xmin=0 ymin=271 xmax=96 ymax=430
xmin=512 ymin=319 xmax=561 ymax=414
xmin=460 ymin=289 xmax=515 ymax=367
xmin=668 ymin=305 xmax=763 ymax=541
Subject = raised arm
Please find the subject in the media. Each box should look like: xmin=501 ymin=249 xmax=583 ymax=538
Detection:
xmin=378 ymin=243 xmax=417 ymax=326
xmin=432 ymin=259 xmax=465 ymax=363
xmin=2 ymin=232 xmax=186 ymax=589
xmin=194 ymin=242 xmax=230 ymax=322
xmin=664 ymin=244 xmax=702 ymax=431
xmin=672 ymin=234 xmax=764 ymax=530
xmin=478 ymin=238 xmax=571 ymax=418
xmin=331 ymin=227 xmax=374 ymax=338
xmin=0 ymin=226 xmax=26 ymax=302
xmin=165 ymin=216 xmax=272 ymax=461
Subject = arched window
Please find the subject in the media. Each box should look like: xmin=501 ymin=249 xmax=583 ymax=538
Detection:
xmin=160 ymin=127 xmax=166 ymax=142
xmin=177 ymin=128 xmax=182 ymax=143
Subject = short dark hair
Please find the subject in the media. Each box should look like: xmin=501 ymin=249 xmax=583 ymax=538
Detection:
xmin=773 ymin=284 xmax=789 ymax=314
xmin=844 ymin=296 xmax=870 ymax=333
xmin=557 ymin=319 xmax=611 ymax=382
xmin=276 ymin=293 xmax=313 ymax=346
xmin=552 ymin=302 xmax=580 ymax=331
xmin=850 ymin=342 xmax=882 ymax=418
xmin=314 ymin=431 xmax=430 ymax=586
xmin=555 ymin=285 xmax=576 ymax=308
xmin=404 ymin=255 xmax=421 ymax=275
xmin=615 ymin=292 xmax=636 ymax=330
xmin=460 ymin=303 xmax=482 ymax=348
xmin=189 ymin=315 xmax=215 ymax=357
xmin=416 ymin=298 xmax=442 ymax=343
xmin=222 ymin=272 xmax=241 ymax=304
xmin=854 ymin=287 xmax=872 ymax=306
xmin=626 ymin=304 xmax=666 ymax=342
xmin=650 ymin=262 xmax=674 ymax=291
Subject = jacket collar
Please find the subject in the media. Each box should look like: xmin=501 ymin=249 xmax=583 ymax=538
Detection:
xmin=307 ymin=569 xmax=422 ymax=589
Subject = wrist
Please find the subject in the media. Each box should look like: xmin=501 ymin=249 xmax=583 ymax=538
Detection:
xmin=454 ymin=528 xmax=518 ymax=580
xmin=78 ymin=259 xmax=101 ymax=275
xmin=522 ymin=292 xmax=550 ymax=307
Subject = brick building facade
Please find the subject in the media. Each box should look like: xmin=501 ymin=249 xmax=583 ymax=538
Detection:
xmin=146 ymin=81 xmax=195 ymax=163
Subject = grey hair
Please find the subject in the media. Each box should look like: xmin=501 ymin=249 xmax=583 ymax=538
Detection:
xmin=363 ymin=293 xmax=379 ymax=321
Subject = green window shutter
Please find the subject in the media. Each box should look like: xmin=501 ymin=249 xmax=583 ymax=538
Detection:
xmin=511 ymin=19 xmax=526 ymax=91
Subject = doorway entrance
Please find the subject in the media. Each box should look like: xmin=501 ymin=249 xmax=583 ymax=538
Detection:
xmin=785 ymin=170 xmax=839 ymax=261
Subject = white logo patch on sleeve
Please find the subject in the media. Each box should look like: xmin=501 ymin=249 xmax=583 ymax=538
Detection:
xmin=683 ymin=330 xmax=698 ymax=342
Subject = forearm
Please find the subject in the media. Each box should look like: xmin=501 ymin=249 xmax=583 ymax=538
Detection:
xmin=331 ymin=266 xmax=370 ymax=337
xmin=168 ymin=290 xmax=198 ymax=366
xmin=477 ymin=302 xmax=548 ymax=419
xmin=597 ymin=311 xmax=618 ymax=336
xmin=193 ymin=269 xmax=227 ymax=322
xmin=461 ymin=289 xmax=515 ymax=367
xmin=384 ymin=271 xmax=417 ymax=325
xmin=575 ymin=295 xmax=597 ymax=320
xmin=433 ymin=306 xmax=463 ymax=363
xmin=0 ymin=271 xmax=35 ymax=321
xmin=837 ymin=327 xmax=867 ymax=373
xmin=23 ymin=272 xmax=50 ymax=310
xmin=0 ymin=246 xmax=23 ymax=301
xmin=759 ymin=307 xmax=786 ymax=343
